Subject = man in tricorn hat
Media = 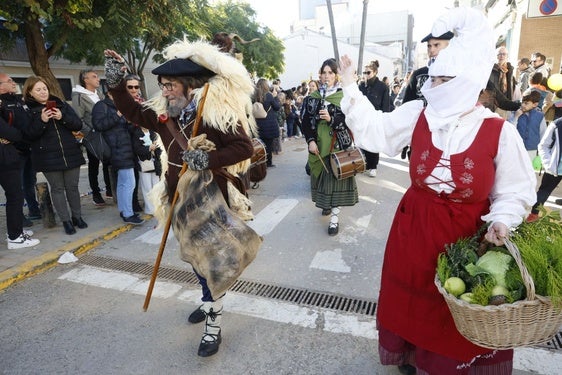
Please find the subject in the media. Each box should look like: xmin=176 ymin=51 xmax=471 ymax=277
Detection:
xmin=103 ymin=38 xmax=257 ymax=357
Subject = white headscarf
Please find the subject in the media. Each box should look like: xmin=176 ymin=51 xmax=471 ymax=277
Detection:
xmin=420 ymin=7 xmax=495 ymax=131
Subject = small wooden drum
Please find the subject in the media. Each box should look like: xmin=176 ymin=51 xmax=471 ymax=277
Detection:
xmin=251 ymin=138 xmax=267 ymax=166
xmin=330 ymin=148 xmax=366 ymax=180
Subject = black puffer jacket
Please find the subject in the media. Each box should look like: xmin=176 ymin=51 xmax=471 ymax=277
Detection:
xmin=92 ymin=97 xmax=135 ymax=170
xmin=24 ymin=96 xmax=85 ymax=172
xmin=255 ymin=92 xmax=281 ymax=139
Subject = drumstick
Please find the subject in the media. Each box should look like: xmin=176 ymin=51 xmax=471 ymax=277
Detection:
xmin=316 ymin=152 xmax=330 ymax=174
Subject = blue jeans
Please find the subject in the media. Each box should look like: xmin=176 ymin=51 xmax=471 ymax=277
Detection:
xmin=117 ymin=168 xmax=135 ymax=218
xmin=21 ymin=154 xmax=40 ymax=215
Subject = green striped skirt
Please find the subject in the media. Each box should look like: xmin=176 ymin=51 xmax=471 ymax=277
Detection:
xmin=311 ymin=159 xmax=358 ymax=209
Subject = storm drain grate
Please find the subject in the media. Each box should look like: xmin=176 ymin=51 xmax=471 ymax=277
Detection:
xmin=79 ymin=254 xmax=376 ymax=316
xmin=78 ymin=254 xmax=561 ymax=350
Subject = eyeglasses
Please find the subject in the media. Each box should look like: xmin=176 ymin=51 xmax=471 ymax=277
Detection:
xmin=497 ymin=53 xmax=507 ymax=56
xmin=127 ymin=85 xmax=140 ymax=90
xmin=363 ymin=71 xmax=372 ymax=75
xmin=0 ymin=78 xmax=15 ymax=84
xmin=158 ymin=81 xmax=176 ymax=91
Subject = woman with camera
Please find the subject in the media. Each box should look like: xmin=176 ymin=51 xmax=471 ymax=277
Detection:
xmin=23 ymin=76 xmax=87 ymax=235
xmin=301 ymin=58 xmax=359 ymax=236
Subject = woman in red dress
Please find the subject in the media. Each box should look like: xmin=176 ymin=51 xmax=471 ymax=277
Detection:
xmin=339 ymin=7 xmax=536 ymax=375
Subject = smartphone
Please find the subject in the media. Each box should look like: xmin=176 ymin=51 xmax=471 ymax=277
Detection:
xmin=46 ymin=100 xmax=56 ymax=110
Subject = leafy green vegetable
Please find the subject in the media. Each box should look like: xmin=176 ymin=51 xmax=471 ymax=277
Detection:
xmin=471 ymin=250 xmax=513 ymax=287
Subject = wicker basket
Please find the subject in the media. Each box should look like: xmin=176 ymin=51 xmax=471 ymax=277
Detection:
xmin=435 ymin=239 xmax=562 ymax=349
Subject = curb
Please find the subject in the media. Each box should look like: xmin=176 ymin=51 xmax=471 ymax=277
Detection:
xmin=0 ymin=223 xmax=135 ymax=291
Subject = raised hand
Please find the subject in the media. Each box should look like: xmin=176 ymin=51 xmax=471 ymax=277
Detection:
xmin=339 ymin=55 xmax=355 ymax=87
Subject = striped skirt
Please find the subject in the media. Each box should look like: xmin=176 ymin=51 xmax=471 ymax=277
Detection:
xmin=310 ymin=159 xmax=358 ymax=209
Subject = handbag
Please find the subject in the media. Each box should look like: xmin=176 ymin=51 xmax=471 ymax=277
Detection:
xmin=252 ymin=102 xmax=268 ymax=119
xmin=138 ymin=157 xmax=155 ymax=172
xmin=83 ymin=130 xmax=111 ymax=162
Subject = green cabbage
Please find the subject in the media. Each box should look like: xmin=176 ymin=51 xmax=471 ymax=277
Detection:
xmin=464 ymin=250 xmax=513 ymax=287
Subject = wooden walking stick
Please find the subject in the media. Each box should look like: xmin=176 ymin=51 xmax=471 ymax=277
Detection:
xmin=143 ymin=83 xmax=210 ymax=312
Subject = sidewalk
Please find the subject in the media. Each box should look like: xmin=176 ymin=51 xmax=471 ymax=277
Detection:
xmin=0 ymin=165 xmax=145 ymax=290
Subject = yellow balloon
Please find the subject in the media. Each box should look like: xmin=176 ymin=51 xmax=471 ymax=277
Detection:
xmin=548 ymin=73 xmax=562 ymax=91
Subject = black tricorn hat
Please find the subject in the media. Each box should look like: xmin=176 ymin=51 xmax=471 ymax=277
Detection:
xmin=421 ymin=31 xmax=454 ymax=43
xmin=152 ymin=58 xmax=215 ymax=77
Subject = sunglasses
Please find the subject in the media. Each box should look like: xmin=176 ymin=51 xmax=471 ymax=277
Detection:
xmin=127 ymin=85 xmax=140 ymax=89
xmin=363 ymin=71 xmax=372 ymax=75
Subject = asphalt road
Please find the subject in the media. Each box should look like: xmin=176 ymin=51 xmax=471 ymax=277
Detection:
xmin=0 ymin=137 xmax=560 ymax=374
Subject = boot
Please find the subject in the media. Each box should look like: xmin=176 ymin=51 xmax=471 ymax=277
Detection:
xmin=197 ymin=299 xmax=223 ymax=357
xmin=63 ymin=221 xmax=76 ymax=235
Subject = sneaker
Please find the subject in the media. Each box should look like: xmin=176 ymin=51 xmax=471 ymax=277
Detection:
xmin=555 ymin=199 xmax=562 ymax=206
xmin=93 ymin=193 xmax=106 ymax=206
xmin=368 ymin=169 xmax=377 ymax=178
xmin=123 ymin=214 xmax=144 ymax=225
xmin=105 ymin=190 xmax=113 ymax=198
xmin=7 ymin=233 xmax=40 ymax=249
xmin=526 ymin=213 xmax=539 ymax=223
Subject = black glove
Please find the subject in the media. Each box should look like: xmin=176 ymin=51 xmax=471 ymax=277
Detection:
xmin=104 ymin=56 xmax=126 ymax=89
xmin=182 ymin=149 xmax=209 ymax=170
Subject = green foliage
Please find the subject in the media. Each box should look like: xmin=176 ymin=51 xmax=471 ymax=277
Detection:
xmin=511 ymin=209 xmax=562 ymax=308
xmin=470 ymin=278 xmax=495 ymax=306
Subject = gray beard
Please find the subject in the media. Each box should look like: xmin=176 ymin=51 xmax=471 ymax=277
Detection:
xmin=167 ymin=96 xmax=189 ymax=118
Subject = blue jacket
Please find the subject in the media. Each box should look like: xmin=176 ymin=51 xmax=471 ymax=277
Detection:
xmin=516 ymin=108 xmax=544 ymax=150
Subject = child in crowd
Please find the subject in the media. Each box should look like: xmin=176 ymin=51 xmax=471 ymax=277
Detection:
xmin=514 ymin=90 xmax=547 ymax=161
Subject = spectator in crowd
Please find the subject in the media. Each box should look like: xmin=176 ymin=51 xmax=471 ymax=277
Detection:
xmin=273 ymin=90 xmax=286 ymax=154
xmin=339 ymin=7 xmax=535 ymax=374
xmin=131 ymin=125 xmax=162 ymax=216
xmin=124 ymin=74 xmax=144 ymax=213
xmin=513 ymin=90 xmax=547 ymax=161
xmin=389 ymin=83 xmax=400 ymax=111
xmin=532 ymin=52 xmax=550 ymax=78
xmin=517 ymin=57 xmax=534 ymax=93
xmin=0 ymin=73 xmax=41 ymax=227
xmin=524 ymin=71 xmax=552 ymax=109
xmin=23 ymin=76 xmax=87 ymax=235
xmin=92 ymin=92 xmax=143 ymax=225
xmin=301 ymin=58 xmax=359 ymax=236
xmin=526 ymin=117 xmax=562 ymax=222
xmin=72 ymin=69 xmax=111 ymax=206
xmin=489 ymin=46 xmax=518 ymax=118
xmin=358 ymin=60 xmax=391 ymax=177
xmin=254 ymin=78 xmax=281 ymax=167
xmin=400 ymin=31 xmax=454 ymax=159
xmin=308 ymin=80 xmax=320 ymax=96
xmin=0 ymin=75 xmax=40 ymax=249
xmin=283 ymin=90 xmax=299 ymax=139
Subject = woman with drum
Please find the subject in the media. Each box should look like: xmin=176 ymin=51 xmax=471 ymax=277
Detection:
xmin=301 ymin=58 xmax=359 ymax=236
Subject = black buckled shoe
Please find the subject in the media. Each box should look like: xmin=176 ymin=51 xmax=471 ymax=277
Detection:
xmin=328 ymin=222 xmax=339 ymax=236
xmin=72 ymin=217 xmax=88 ymax=229
xmin=187 ymin=305 xmax=206 ymax=324
xmin=197 ymin=330 xmax=221 ymax=357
